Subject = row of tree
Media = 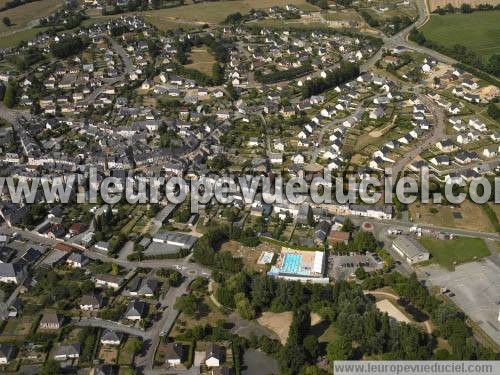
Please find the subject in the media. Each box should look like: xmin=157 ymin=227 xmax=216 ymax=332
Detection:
xmin=433 ymin=3 xmax=500 ymax=15
xmin=301 ymin=62 xmax=360 ymax=98
xmin=255 ymin=64 xmax=313 ymax=84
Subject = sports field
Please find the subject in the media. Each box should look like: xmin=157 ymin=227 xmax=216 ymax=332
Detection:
xmin=420 ymin=11 xmax=500 ymax=62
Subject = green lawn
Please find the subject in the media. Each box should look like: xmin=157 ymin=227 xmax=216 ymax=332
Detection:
xmin=420 ymin=11 xmax=500 ymax=62
xmin=419 ymin=236 xmax=491 ymax=269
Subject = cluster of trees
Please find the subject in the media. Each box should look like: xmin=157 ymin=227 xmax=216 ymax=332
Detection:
xmin=51 ymin=36 xmax=89 ymax=59
xmin=193 ymin=225 xmax=262 ymax=270
xmin=359 ymin=10 xmax=379 ymax=27
xmin=360 ymin=11 xmax=412 ymax=35
xmin=433 ymin=3 xmax=500 ymax=15
xmin=362 ymin=272 xmax=498 ymax=360
xmin=9 ymin=46 xmax=44 ymax=70
xmin=306 ymin=0 xmax=329 ymax=9
xmin=301 ymin=62 xmax=360 ymax=98
xmin=30 ymin=267 xmax=95 ymax=310
xmin=103 ymin=0 xmax=184 ymax=15
xmin=3 ymin=80 xmax=19 ymax=109
xmin=156 ymin=268 xmax=182 ymax=286
xmin=409 ymin=28 xmax=500 ymax=78
xmin=255 ymin=64 xmax=313 ymax=84
xmin=487 ymin=102 xmax=500 ymax=121
xmin=40 ymin=9 xmax=88 ymax=31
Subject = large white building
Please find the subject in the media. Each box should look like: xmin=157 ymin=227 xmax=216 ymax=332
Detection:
xmin=392 ymin=236 xmax=430 ymax=264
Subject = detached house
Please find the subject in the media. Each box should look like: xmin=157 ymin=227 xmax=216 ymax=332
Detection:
xmin=205 ymin=343 xmax=225 ymax=368
xmin=80 ymin=294 xmax=103 ymax=311
xmin=39 ymin=312 xmax=63 ymax=330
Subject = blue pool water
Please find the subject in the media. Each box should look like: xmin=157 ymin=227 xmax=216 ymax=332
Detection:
xmin=281 ymin=254 xmax=302 ymax=274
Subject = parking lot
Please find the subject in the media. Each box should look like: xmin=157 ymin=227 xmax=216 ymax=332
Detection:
xmin=422 ymin=258 xmax=500 ymax=346
xmin=329 ymin=252 xmax=384 ymax=280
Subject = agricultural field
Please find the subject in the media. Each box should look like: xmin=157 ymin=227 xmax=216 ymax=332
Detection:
xmin=420 ymin=11 xmax=500 ymax=62
xmin=419 ymin=236 xmax=491 ymax=269
xmin=0 ymin=0 xmax=61 ymax=33
xmin=139 ymin=0 xmax=319 ymax=25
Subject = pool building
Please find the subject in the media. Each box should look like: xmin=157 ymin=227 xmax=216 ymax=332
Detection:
xmin=267 ymin=248 xmax=329 ymax=284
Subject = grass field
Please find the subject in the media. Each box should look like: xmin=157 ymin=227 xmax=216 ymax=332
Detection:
xmin=409 ymin=201 xmax=495 ymax=233
xmin=0 ymin=0 xmax=61 ymax=33
xmin=420 ymin=11 xmax=500 ymax=62
xmin=419 ymin=236 xmax=490 ymax=269
xmin=185 ymin=47 xmax=216 ymax=76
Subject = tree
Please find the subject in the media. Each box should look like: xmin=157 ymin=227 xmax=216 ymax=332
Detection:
xmin=460 ymin=3 xmax=472 ymax=13
xmin=2 ymin=17 xmax=11 ymax=27
xmin=235 ymin=292 xmax=255 ymax=320
xmin=327 ymin=336 xmax=353 ymax=362
xmin=303 ymin=335 xmax=320 ymax=360
xmin=174 ymin=295 xmax=197 ymax=316
xmin=111 ymin=263 xmax=119 ymax=276
xmin=42 ymin=360 xmax=60 ymax=375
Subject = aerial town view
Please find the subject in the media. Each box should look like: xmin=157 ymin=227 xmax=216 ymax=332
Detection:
xmin=0 ymin=0 xmax=498 ymax=374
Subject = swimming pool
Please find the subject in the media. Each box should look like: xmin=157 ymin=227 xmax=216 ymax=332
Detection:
xmin=281 ymin=253 xmax=302 ymax=274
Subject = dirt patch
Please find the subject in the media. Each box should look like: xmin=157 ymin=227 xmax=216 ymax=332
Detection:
xmin=375 ymin=299 xmax=411 ymax=323
xmin=221 ymin=240 xmax=279 ymax=272
xmin=409 ymin=200 xmax=495 ymax=233
xmin=257 ymin=311 xmax=293 ymax=345
xmin=99 ymin=346 xmax=118 ymax=364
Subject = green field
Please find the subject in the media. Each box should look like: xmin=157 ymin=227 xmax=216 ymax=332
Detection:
xmin=419 ymin=236 xmax=490 ymax=269
xmin=420 ymin=11 xmax=500 ymax=62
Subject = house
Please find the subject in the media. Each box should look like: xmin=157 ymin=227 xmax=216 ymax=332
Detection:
xmin=91 ymin=364 xmax=119 ymax=375
xmin=268 ymin=152 xmax=283 ymax=164
xmin=436 ymin=139 xmax=456 ymax=153
xmin=66 ymin=252 xmax=89 ymax=268
xmin=165 ymin=342 xmax=185 ymax=367
xmin=128 ymin=278 xmax=159 ymax=297
xmin=95 ymin=274 xmax=122 ymax=290
xmin=0 ymin=344 xmax=15 ymax=364
xmin=483 ymin=146 xmax=499 ymax=158
xmin=100 ymin=330 xmax=123 ymax=346
xmin=314 ymin=221 xmax=331 ymax=245
xmin=125 ymin=300 xmax=147 ymax=321
xmin=80 ymin=294 xmax=103 ymax=311
xmin=39 ymin=312 xmax=63 ymax=330
xmin=328 ymin=230 xmax=350 ymax=246
xmin=205 ymin=343 xmax=225 ymax=367
xmin=54 ymin=343 xmax=80 ymax=361
xmin=292 ymin=153 xmax=305 ymax=164
xmin=0 ymin=262 xmax=25 ymax=284
xmin=94 ymin=241 xmax=110 ymax=253
xmin=429 ymin=155 xmax=450 ymax=167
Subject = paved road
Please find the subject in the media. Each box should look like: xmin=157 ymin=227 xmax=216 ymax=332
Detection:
xmin=75 ymin=317 xmax=148 ymax=338
xmin=310 ymin=101 xmax=367 ymax=164
xmin=391 ymin=93 xmax=447 ymax=176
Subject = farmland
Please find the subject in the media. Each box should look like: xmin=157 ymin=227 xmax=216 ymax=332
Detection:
xmin=0 ymin=0 xmax=61 ymax=33
xmin=420 ymin=11 xmax=500 ymax=62
xmin=139 ymin=0 xmax=319 ymax=25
